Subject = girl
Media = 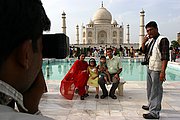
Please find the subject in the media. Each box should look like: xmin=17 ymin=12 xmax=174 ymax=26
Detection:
xmin=86 ymin=58 xmax=99 ymax=99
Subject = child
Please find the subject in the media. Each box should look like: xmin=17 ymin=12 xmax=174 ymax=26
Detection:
xmin=97 ymin=56 xmax=111 ymax=85
xmin=86 ymin=58 xmax=99 ymax=99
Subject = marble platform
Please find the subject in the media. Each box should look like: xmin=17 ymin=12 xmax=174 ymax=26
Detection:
xmin=39 ymin=80 xmax=180 ymax=120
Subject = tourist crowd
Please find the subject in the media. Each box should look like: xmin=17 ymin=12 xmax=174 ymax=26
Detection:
xmin=69 ymin=45 xmax=139 ymax=58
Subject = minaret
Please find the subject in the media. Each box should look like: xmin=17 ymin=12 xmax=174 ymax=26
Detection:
xmin=81 ymin=23 xmax=84 ymax=44
xmin=126 ymin=24 xmax=130 ymax=44
xmin=76 ymin=25 xmax=79 ymax=44
xmin=62 ymin=11 xmax=66 ymax=35
xmin=139 ymin=9 xmax=145 ymax=48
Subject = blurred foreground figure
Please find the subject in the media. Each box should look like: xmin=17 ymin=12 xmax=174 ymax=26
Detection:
xmin=0 ymin=0 xmax=54 ymax=119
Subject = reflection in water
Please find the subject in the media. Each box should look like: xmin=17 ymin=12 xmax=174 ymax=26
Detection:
xmin=61 ymin=63 xmax=72 ymax=75
xmin=46 ymin=65 xmax=50 ymax=77
xmin=140 ymin=63 xmax=146 ymax=81
xmin=42 ymin=59 xmax=180 ymax=81
xmin=168 ymin=72 xmax=176 ymax=81
xmin=42 ymin=60 xmax=53 ymax=80
xmin=129 ymin=62 xmax=133 ymax=75
xmin=42 ymin=60 xmax=74 ymax=80
xmin=121 ymin=60 xmax=146 ymax=81
xmin=58 ymin=65 xmax=62 ymax=74
xmin=46 ymin=65 xmax=53 ymax=79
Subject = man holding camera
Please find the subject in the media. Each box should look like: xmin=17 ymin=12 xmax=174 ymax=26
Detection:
xmin=141 ymin=21 xmax=169 ymax=119
xmin=0 ymin=0 xmax=53 ymax=119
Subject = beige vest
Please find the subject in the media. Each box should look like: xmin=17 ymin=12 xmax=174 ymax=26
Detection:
xmin=148 ymin=36 xmax=166 ymax=71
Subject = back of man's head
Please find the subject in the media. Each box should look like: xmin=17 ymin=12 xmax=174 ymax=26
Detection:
xmin=0 ymin=0 xmax=51 ymax=67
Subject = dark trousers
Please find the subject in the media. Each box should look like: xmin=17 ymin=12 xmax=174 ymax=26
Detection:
xmin=98 ymin=74 xmax=119 ymax=96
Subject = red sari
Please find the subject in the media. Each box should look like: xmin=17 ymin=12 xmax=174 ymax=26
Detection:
xmin=60 ymin=60 xmax=88 ymax=100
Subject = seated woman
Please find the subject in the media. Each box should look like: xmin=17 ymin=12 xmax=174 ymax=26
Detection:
xmin=60 ymin=53 xmax=89 ymax=100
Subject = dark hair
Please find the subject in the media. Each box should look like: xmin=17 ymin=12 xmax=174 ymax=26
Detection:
xmin=0 ymin=0 xmax=51 ymax=67
xmin=100 ymin=56 xmax=106 ymax=59
xmin=145 ymin=21 xmax=158 ymax=29
xmin=78 ymin=52 xmax=85 ymax=59
xmin=106 ymin=47 xmax=113 ymax=51
xmin=89 ymin=58 xmax=96 ymax=66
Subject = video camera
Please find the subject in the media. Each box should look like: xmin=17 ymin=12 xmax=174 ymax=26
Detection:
xmin=42 ymin=33 xmax=69 ymax=59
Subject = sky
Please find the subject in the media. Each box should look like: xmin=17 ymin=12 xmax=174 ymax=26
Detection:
xmin=42 ymin=0 xmax=180 ymax=44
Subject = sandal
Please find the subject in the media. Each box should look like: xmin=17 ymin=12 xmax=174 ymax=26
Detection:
xmin=80 ymin=96 xmax=84 ymax=100
xmin=95 ymin=94 xmax=99 ymax=99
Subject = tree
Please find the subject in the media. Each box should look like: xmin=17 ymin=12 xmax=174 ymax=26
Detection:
xmin=171 ymin=40 xmax=179 ymax=49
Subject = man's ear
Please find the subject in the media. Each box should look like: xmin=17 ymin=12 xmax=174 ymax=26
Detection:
xmin=15 ymin=40 xmax=33 ymax=69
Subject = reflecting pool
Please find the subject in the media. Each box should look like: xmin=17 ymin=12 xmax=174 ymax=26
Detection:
xmin=42 ymin=58 xmax=180 ymax=81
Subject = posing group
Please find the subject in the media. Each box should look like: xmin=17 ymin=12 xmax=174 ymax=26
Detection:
xmin=60 ymin=48 xmax=123 ymax=100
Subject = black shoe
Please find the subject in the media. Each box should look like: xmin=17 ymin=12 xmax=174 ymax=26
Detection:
xmin=80 ymin=96 xmax=84 ymax=100
xmin=109 ymin=94 xmax=117 ymax=99
xmin=84 ymin=93 xmax=89 ymax=98
xmin=95 ymin=94 xmax=99 ymax=99
xmin=100 ymin=94 xmax=108 ymax=99
xmin=143 ymin=113 xmax=159 ymax=119
xmin=142 ymin=105 xmax=149 ymax=110
xmin=75 ymin=89 xmax=79 ymax=94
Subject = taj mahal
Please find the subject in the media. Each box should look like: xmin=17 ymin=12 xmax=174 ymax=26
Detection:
xmin=61 ymin=3 xmax=145 ymax=49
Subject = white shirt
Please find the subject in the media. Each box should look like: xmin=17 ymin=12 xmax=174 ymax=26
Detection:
xmin=106 ymin=56 xmax=122 ymax=74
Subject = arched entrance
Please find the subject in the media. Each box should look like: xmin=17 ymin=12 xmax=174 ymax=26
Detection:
xmin=98 ymin=30 xmax=107 ymax=44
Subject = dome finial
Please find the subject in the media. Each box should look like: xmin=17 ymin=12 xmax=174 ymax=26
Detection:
xmin=102 ymin=1 xmax=103 ymax=7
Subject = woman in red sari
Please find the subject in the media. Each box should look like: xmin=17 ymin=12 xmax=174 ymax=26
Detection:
xmin=60 ymin=53 xmax=89 ymax=100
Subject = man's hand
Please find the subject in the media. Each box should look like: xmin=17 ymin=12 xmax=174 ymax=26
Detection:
xmin=160 ymin=60 xmax=168 ymax=82
xmin=142 ymin=34 xmax=149 ymax=44
xmin=18 ymin=69 xmax=47 ymax=114
xmin=160 ymin=71 xmax=166 ymax=82
xmin=82 ymin=70 xmax=87 ymax=73
xmin=114 ymin=74 xmax=120 ymax=81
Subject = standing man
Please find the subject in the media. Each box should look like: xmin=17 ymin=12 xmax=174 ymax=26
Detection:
xmin=0 ymin=0 xmax=53 ymax=119
xmin=119 ymin=45 xmax=124 ymax=57
xmin=141 ymin=21 xmax=169 ymax=119
xmin=98 ymin=48 xmax=122 ymax=99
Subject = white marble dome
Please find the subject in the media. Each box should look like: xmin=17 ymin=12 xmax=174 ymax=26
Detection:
xmin=89 ymin=19 xmax=94 ymax=24
xmin=93 ymin=6 xmax=112 ymax=24
xmin=112 ymin=19 xmax=118 ymax=25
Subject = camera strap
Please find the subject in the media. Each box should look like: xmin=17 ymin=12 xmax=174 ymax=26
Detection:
xmin=147 ymin=38 xmax=156 ymax=57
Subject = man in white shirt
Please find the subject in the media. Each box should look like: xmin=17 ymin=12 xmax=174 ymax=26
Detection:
xmin=98 ymin=48 xmax=122 ymax=99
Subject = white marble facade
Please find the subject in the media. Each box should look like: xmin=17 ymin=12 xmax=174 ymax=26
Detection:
xmin=82 ymin=4 xmax=124 ymax=45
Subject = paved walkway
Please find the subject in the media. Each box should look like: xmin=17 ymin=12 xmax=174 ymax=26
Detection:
xmin=39 ymin=80 xmax=180 ymax=120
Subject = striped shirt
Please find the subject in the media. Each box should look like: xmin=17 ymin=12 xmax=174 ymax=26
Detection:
xmin=0 ymin=80 xmax=27 ymax=112
xmin=159 ymin=37 xmax=170 ymax=61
